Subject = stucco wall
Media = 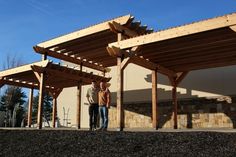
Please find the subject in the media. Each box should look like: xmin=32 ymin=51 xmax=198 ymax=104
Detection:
xmin=57 ymin=63 xmax=236 ymax=128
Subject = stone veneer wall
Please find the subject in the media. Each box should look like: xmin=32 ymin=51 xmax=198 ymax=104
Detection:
xmin=108 ymin=96 xmax=236 ymax=129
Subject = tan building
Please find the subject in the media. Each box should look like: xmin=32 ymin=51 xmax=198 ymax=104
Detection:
xmin=57 ymin=63 xmax=236 ymax=129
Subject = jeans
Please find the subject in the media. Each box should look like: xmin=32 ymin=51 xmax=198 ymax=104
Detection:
xmin=89 ymin=103 xmax=99 ymax=129
xmin=99 ymin=106 xmax=108 ymax=129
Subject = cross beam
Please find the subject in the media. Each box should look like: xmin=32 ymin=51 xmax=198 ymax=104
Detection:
xmin=33 ymin=46 xmax=107 ymax=72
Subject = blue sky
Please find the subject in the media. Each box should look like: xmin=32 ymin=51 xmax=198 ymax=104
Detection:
xmin=0 ymin=0 xmax=235 ymax=70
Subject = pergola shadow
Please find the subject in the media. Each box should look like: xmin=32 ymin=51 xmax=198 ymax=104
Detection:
xmin=110 ymin=90 xmax=236 ymax=129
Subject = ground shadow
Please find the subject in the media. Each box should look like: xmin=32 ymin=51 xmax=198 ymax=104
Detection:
xmin=109 ymin=89 xmax=236 ymax=129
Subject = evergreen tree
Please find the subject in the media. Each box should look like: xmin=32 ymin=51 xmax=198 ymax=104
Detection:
xmin=31 ymin=92 xmax=53 ymax=124
xmin=0 ymin=86 xmax=26 ymax=127
xmin=0 ymin=53 xmax=26 ymax=127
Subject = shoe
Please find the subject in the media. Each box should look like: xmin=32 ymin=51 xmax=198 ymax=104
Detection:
xmin=97 ymin=127 xmax=103 ymax=131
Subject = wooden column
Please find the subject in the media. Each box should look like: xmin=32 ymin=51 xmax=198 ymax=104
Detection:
xmin=152 ymin=70 xmax=158 ymax=129
xmin=37 ymin=73 xmax=45 ymax=129
xmin=42 ymin=54 xmax=47 ymax=60
xmin=172 ymin=85 xmax=178 ymax=129
xmin=169 ymin=72 xmax=188 ymax=129
xmin=117 ymin=33 xmax=125 ymax=131
xmin=27 ymin=88 xmax=34 ymax=127
xmin=52 ymin=98 xmax=57 ymax=128
xmin=117 ymin=57 xmax=124 ymax=131
xmin=76 ymin=82 xmax=82 ymax=129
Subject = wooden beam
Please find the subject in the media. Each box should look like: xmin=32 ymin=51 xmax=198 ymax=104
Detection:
xmin=27 ymin=88 xmax=34 ymax=127
xmin=32 ymin=65 xmax=105 ymax=85
xmin=107 ymin=22 xmax=141 ymax=54
xmin=34 ymin=46 xmax=106 ymax=72
xmin=37 ymin=72 xmax=45 ymax=129
xmin=230 ymin=25 xmax=236 ymax=32
xmin=168 ymin=72 xmax=188 ymax=86
xmin=1 ymin=79 xmax=38 ymax=89
xmin=145 ymin=37 xmax=236 ymax=61
xmin=109 ymin=21 xmax=138 ymax=37
xmin=52 ymin=98 xmax=57 ymax=128
xmin=172 ymin=85 xmax=178 ymax=129
xmin=42 ymin=54 xmax=47 ymax=61
xmin=106 ymin=46 xmax=122 ymax=57
xmin=175 ymin=72 xmax=189 ymax=86
xmin=131 ymin=56 xmax=176 ymax=77
xmin=32 ymin=71 xmax=41 ymax=82
xmin=168 ymin=72 xmax=188 ymax=129
xmin=76 ymin=82 xmax=82 ymax=129
xmin=117 ymin=57 xmax=124 ymax=131
xmin=0 ymin=60 xmax=49 ymax=78
xmin=51 ymin=88 xmax=63 ymax=99
xmin=121 ymin=57 xmax=131 ymax=70
xmin=0 ymin=79 xmax=4 ymax=88
xmin=37 ymin=15 xmax=131 ymax=48
xmin=109 ymin=13 xmax=236 ymax=49
xmin=152 ymin=70 xmax=158 ymax=129
xmin=107 ymin=46 xmax=176 ymax=77
xmin=158 ymin=43 xmax=236 ymax=66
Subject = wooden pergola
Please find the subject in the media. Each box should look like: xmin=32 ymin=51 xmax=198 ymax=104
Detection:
xmin=33 ymin=14 xmax=153 ymax=130
xmin=31 ymin=12 xmax=236 ymax=130
xmin=107 ymin=12 xmax=236 ymax=129
xmin=0 ymin=60 xmax=110 ymax=129
xmin=13 ymin=12 xmax=234 ymax=130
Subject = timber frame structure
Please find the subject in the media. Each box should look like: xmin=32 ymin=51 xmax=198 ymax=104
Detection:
xmin=0 ymin=60 xmax=110 ymax=129
xmin=0 ymin=12 xmax=236 ymax=130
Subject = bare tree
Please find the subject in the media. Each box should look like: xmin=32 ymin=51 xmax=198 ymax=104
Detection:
xmin=2 ymin=53 xmax=23 ymax=70
xmin=0 ymin=53 xmax=26 ymax=127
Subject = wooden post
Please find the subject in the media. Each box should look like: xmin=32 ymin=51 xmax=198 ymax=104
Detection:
xmin=152 ymin=70 xmax=158 ymax=129
xmin=172 ymin=85 xmax=178 ymax=129
xmin=76 ymin=82 xmax=82 ymax=129
xmin=117 ymin=57 xmax=124 ymax=131
xmin=42 ymin=54 xmax=47 ymax=61
xmin=0 ymin=81 xmax=4 ymax=89
xmin=27 ymin=88 xmax=34 ymax=127
xmin=37 ymin=73 xmax=45 ymax=129
xmin=103 ymin=70 xmax=106 ymax=77
xmin=52 ymin=98 xmax=57 ymax=128
xmin=117 ymin=33 xmax=125 ymax=131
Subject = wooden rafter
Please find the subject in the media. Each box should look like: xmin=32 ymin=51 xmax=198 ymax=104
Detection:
xmin=109 ymin=21 xmax=139 ymax=37
xmin=121 ymin=57 xmax=131 ymax=70
xmin=131 ymin=56 xmax=176 ymax=77
xmin=108 ymin=21 xmax=143 ymax=56
xmin=169 ymin=71 xmax=189 ymax=86
xmin=0 ymin=60 xmax=110 ymax=91
xmin=0 ymin=60 xmax=49 ymax=78
xmin=108 ymin=46 xmax=176 ymax=77
xmin=33 ymin=46 xmax=106 ymax=72
xmin=230 ymin=25 xmax=236 ymax=32
xmin=0 ymin=79 xmax=4 ymax=88
xmin=1 ymin=79 xmax=38 ymax=89
xmin=37 ymin=15 xmax=131 ymax=48
xmin=109 ymin=13 xmax=236 ymax=49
